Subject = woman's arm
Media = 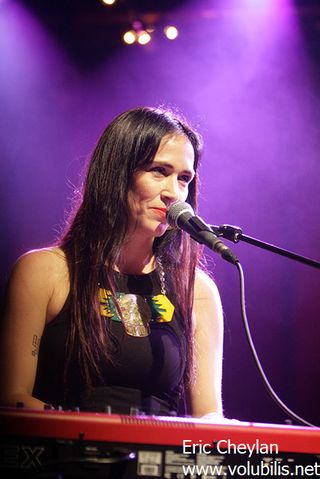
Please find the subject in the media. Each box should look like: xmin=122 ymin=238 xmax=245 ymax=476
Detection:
xmin=0 ymin=248 xmax=66 ymax=408
xmin=190 ymin=268 xmax=224 ymax=418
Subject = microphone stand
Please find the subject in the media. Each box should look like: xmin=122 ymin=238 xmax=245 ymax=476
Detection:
xmin=210 ymin=224 xmax=320 ymax=269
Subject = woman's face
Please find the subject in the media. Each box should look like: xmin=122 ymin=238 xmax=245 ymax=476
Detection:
xmin=127 ymin=134 xmax=195 ymax=239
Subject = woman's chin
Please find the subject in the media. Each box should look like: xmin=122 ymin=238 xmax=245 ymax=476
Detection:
xmin=126 ymin=219 xmax=169 ymax=240
xmin=154 ymin=223 xmax=169 ymax=237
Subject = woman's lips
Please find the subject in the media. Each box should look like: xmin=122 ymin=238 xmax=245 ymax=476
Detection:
xmin=151 ymin=207 xmax=167 ymax=218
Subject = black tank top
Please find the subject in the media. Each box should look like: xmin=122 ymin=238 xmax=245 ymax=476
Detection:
xmin=33 ymin=269 xmax=187 ymax=415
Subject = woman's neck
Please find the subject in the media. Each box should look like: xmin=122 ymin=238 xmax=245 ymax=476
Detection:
xmin=117 ymin=237 xmax=156 ymax=274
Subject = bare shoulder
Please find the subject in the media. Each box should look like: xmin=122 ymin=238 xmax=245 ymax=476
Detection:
xmin=12 ymin=247 xmax=67 ymax=283
xmin=8 ymin=247 xmax=69 ymax=321
xmin=194 ymin=268 xmax=221 ymax=302
xmin=15 ymin=246 xmax=66 ymax=267
xmin=193 ymin=268 xmax=223 ymax=330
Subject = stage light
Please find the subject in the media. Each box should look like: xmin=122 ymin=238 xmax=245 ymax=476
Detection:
xmin=137 ymin=30 xmax=151 ymax=45
xmin=164 ymin=25 xmax=179 ymax=40
xmin=101 ymin=0 xmax=117 ymax=5
xmin=123 ymin=19 xmax=153 ymax=46
xmin=123 ymin=30 xmax=137 ymax=44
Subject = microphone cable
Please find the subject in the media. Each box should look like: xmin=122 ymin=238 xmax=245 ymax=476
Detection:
xmin=235 ymin=260 xmax=317 ymax=428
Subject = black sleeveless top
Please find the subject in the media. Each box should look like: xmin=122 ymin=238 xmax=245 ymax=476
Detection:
xmin=33 ymin=270 xmax=187 ymax=415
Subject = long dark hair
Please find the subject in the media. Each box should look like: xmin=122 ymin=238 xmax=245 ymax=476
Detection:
xmin=60 ymin=106 xmax=203 ymax=396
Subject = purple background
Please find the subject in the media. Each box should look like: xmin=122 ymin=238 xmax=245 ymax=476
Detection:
xmin=1 ymin=0 xmax=320 ymax=425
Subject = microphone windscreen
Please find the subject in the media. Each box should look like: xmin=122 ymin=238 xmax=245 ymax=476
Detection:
xmin=166 ymin=202 xmax=194 ymax=228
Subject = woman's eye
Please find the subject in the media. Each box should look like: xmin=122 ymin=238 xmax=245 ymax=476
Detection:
xmin=179 ymin=175 xmax=192 ymax=184
xmin=148 ymin=166 xmax=193 ymax=184
xmin=151 ymin=167 xmax=166 ymax=175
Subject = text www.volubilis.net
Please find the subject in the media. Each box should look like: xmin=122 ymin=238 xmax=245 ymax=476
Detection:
xmin=182 ymin=461 xmax=320 ymax=477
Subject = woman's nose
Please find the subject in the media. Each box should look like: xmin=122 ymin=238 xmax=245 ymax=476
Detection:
xmin=161 ymin=176 xmax=180 ymax=204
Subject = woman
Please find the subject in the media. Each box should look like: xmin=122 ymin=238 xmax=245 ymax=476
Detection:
xmin=0 ymin=107 xmax=224 ymax=418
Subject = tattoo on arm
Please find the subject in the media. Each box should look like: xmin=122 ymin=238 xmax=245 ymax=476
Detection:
xmin=31 ymin=335 xmax=40 ymax=357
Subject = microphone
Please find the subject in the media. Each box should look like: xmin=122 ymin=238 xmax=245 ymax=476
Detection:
xmin=167 ymin=202 xmax=238 ymax=265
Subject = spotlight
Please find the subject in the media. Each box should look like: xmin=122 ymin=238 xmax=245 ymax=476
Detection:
xmin=123 ymin=20 xmax=152 ymax=46
xmin=164 ymin=25 xmax=179 ymax=40
xmin=101 ymin=0 xmax=117 ymax=5
xmin=138 ymin=30 xmax=151 ymax=45
xmin=137 ymin=31 xmax=151 ymax=45
xmin=123 ymin=30 xmax=137 ymax=44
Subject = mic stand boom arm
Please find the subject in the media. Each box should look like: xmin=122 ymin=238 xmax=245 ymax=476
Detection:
xmin=210 ymin=224 xmax=320 ymax=270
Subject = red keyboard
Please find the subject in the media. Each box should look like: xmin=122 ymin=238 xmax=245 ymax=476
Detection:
xmin=1 ymin=408 xmax=320 ymax=478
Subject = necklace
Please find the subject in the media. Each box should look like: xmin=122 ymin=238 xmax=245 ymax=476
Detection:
xmin=99 ymin=257 xmax=174 ymax=337
xmin=155 ymin=256 xmax=166 ymax=295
